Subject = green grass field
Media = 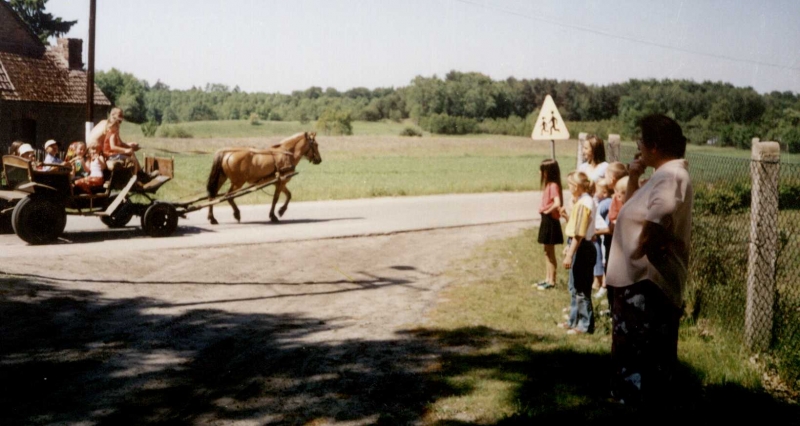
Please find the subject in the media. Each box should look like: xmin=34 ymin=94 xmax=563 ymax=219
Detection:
xmin=115 ymin=119 xmax=800 ymax=205
xmin=417 ymin=227 xmax=797 ymax=422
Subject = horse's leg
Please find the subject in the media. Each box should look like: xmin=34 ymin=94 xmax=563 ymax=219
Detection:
xmin=278 ymin=185 xmax=292 ymax=217
xmin=227 ymin=183 xmax=242 ymax=223
xmin=207 ymin=175 xmax=228 ymax=225
xmin=270 ymin=181 xmax=283 ymax=223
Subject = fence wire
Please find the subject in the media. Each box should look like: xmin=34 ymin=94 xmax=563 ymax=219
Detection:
xmin=617 ymin=144 xmax=800 ymax=392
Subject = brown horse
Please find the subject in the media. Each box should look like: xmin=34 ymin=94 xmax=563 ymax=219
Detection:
xmin=205 ymin=131 xmax=321 ymax=224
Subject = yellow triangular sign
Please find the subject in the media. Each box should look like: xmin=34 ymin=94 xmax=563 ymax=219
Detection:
xmin=531 ymin=95 xmax=570 ymax=141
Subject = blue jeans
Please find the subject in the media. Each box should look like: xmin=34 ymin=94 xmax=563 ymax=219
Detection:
xmin=568 ymin=240 xmax=596 ymax=333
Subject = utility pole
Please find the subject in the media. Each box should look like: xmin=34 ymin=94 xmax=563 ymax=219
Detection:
xmin=85 ymin=0 xmax=96 ymax=142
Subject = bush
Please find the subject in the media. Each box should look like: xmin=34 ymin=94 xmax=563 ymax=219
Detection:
xmin=566 ymin=119 xmax=628 ymax=141
xmin=316 ymin=108 xmax=353 ymax=136
xmin=140 ymin=120 xmax=158 ymax=138
xmin=249 ymin=112 xmax=261 ymax=126
xmin=478 ymin=115 xmax=531 ymax=136
xmin=158 ymin=124 xmax=193 ymax=139
xmin=420 ymin=113 xmax=479 ymax=135
xmin=399 ymin=127 xmax=423 ymax=137
xmin=779 ymin=183 xmax=800 ymax=209
xmin=693 ymin=182 xmax=751 ymax=215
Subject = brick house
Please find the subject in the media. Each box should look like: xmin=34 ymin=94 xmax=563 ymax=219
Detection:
xmin=0 ymin=1 xmax=110 ymax=154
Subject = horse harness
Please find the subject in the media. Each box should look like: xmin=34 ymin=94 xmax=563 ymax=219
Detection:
xmin=267 ymin=149 xmax=295 ymax=182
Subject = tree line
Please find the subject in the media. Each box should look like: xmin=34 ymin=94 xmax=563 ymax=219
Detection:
xmin=96 ymin=68 xmax=800 ymax=152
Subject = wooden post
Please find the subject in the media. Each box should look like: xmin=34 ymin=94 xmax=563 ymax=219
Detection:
xmin=745 ymin=141 xmax=781 ymax=352
xmin=550 ymin=140 xmax=555 ymax=160
xmin=577 ymin=132 xmax=587 ymax=169
xmin=608 ymin=134 xmax=620 ymax=162
xmin=85 ymin=0 xmax=96 ymax=142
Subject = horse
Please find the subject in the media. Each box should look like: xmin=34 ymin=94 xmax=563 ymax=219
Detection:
xmin=205 ymin=131 xmax=321 ymax=225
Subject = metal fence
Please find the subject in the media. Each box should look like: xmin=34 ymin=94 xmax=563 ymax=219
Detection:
xmin=617 ymin=144 xmax=800 ymax=391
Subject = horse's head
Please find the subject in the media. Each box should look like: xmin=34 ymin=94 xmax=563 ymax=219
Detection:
xmin=303 ymin=132 xmax=322 ymax=165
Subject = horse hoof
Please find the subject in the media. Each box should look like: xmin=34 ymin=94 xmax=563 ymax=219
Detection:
xmin=209 ymin=218 xmax=218 ymax=225
xmin=234 ymin=214 xmax=241 ymax=222
xmin=270 ymin=216 xmax=279 ymax=223
xmin=278 ymin=208 xmax=287 ymax=217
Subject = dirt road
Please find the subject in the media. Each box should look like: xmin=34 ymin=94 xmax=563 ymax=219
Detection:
xmin=0 ymin=192 xmax=540 ymax=425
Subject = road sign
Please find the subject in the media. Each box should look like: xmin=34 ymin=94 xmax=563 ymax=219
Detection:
xmin=531 ymin=95 xmax=570 ymax=141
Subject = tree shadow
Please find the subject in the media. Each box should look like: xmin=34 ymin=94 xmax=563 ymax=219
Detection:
xmin=1 ymin=276 xmax=797 ymax=425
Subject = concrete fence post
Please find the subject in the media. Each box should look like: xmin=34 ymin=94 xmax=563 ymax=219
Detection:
xmin=745 ymin=141 xmax=781 ymax=352
xmin=577 ymin=132 xmax=587 ymax=169
xmin=608 ymin=134 xmax=620 ymax=162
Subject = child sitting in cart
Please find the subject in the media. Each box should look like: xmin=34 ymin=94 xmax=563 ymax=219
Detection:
xmin=74 ymin=142 xmax=106 ymax=194
xmin=65 ymin=141 xmax=89 ymax=181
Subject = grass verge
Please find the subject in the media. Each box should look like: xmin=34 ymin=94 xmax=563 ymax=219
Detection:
xmin=417 ymin=226 xmax=798 ymax=423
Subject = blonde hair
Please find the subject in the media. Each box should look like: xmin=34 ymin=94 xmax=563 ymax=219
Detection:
xmin=606 ymin=162 xmax=628 ymax=181
xmin=615 ymin=176 xmax=629 ymax=194
xmin=596 ymin=178 xmax=611 ymax=195
xmin=567 ymin=171 xmax=591 ymax=193
xmin=104 ymin=107 xmax=123 ymax=134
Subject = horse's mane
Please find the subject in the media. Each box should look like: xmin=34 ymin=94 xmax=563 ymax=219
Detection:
xmin=271 ymin=132 xmax=306 ymax=149
xmin=214 ymin=133 xmax=306 ymax=155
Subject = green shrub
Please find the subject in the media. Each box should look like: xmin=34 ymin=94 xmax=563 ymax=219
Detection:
xmin=779 ymin=183 xmax=800 ymax=209
xmin=158 ymin=124 xmax=193 ymax=139
xmin=249 ymin=112 xmax=261 ymax=126
xmin=399 ymin=127 xmax=423 ymax=137
xmin=478 ymin=115 xmax=532 ymax=136
xmin=420 ymin=113 xmax=479 ymax=135
xmin=316 ymin=108 xmax=353 ymax=135
xmin=566 ymin=119 xmax=628 ymax=140
xmin=694 ymin=182 xmax=751 ymax=215
xmin=140 ymin=120 xmax=158 ymax=138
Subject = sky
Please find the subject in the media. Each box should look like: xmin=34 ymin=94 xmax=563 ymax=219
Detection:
xmin=44 ymin=0 xmax=800 ymax=95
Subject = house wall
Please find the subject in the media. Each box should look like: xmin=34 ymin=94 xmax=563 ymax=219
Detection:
xmin=0 ymin=101 xmax=110 ymax=153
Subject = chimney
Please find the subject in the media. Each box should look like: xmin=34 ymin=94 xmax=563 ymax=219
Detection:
xmin=57 ymin=38 xmax=83 ymax=70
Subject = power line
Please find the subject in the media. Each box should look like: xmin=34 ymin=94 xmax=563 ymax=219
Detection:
xmin=454 ymin=0 xmax=800 ymax=72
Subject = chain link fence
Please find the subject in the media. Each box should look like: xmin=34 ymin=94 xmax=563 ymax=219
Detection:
xmin=617 ymin=143 xmax=800 ymax=392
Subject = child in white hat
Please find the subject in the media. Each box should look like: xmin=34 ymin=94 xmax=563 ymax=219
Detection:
xmin=18 ymin=143 xmax=35 ymax=161
xmin=42 ymin=140 xmax=64 ymax=171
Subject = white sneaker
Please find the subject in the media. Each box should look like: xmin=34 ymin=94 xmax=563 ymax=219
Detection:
xmin=593 ymin=287 xmax=607 ymax=299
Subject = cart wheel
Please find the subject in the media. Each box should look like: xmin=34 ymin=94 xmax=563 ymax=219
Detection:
xmin=100 ymin=200 xmax=135 ymax=228
xmin=142 ymin=203 xmax=178 ymax=237
xmin=11 ymin=196 xmax=67 ymax=245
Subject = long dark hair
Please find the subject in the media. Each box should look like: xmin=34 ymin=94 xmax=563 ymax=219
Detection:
xmin=585 ymin=135 xmax=606 ymax=164
xmin=539 ymin=159 xmax=562 ymax=196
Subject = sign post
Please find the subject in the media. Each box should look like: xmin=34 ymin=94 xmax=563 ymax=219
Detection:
xmin=85 ymin=0 xmax=96 ymax=142
xmin=531 ymin=95 xmax=570 ymax=160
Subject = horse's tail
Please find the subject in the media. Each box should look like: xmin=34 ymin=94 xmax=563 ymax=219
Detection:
xmin=207 ymin=150 xmax=226 ymax=197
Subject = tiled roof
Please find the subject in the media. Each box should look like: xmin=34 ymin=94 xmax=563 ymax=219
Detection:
xmin=0 ymin=60 xmax=14 ymax=92
xmin=0 ymin=50 xmax=110 ymax=105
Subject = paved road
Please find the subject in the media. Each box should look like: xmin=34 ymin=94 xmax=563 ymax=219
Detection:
xmin=1 ymin=191 xmax=542 ymax=257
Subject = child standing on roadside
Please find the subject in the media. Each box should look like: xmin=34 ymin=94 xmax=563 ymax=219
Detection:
xmin=560 ymin=171 xmax=597 ymax=335
xmin=536 ymin=159 xmax=564 ymax=290
xmin=592 ymin=178 xmax=612 ymax=299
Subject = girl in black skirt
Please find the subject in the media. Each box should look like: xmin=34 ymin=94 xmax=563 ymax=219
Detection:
xmin=536 ymin=159 xmax=564 ymax=290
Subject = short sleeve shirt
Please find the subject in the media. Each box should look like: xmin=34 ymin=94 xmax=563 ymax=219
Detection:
xmin=539 ymin=182 xmax=561 ymax=219
xmin=565 ymin=193 xmax=596 ymax=240
xmin=596 ymin=197 xmax=611 ymax=230
xmin=606 ymin=159 xmax=693 ymax=308
xmin=578 ymin=161 xmax=608 ymax=182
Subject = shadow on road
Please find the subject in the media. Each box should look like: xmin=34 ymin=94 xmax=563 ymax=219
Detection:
xmin=1 ymin=276 xmax=797 ymax=425
xmin=58 ymin=225 xmax=207 ymax=244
